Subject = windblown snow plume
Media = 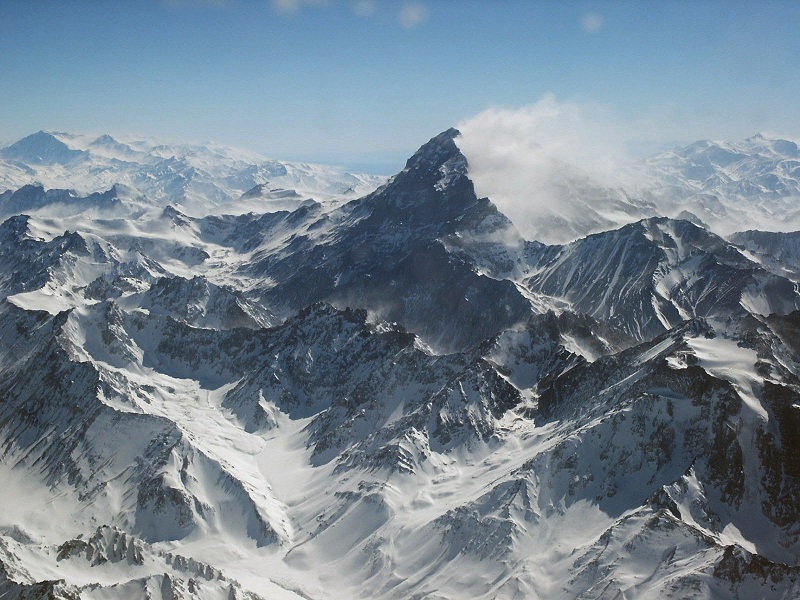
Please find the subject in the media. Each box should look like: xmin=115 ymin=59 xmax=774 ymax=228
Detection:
xmin=456 ymin=96 xmax=654 ymax=244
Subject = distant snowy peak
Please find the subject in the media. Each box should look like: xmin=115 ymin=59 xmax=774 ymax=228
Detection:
xmin=0 ymin=130 xmax=387 ymax=216
xmin=0 ymin=183 xmax=157 ymax=224
xmin=0 ymin=131 xmax=85 ymax=165
xmin=644 ymin=134 xmax=800 ymax=188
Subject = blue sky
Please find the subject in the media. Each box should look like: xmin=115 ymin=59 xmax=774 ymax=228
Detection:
xmin=1 ymin=0 xmax=799 ymax=173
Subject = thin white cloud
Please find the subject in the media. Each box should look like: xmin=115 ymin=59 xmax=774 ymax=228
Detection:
xmin=271 ymin=0 xmax=328 ymax=14
xmin=351 ymin=0 xmax=377 ymax=17
xmin=163 ymin=0 xmax=229 ymax=8
xmin=267 ymin=0 xmax=428 ymax=27
xmin=398 ymin=1 xmax=429 ymax=27
xmin=581 ymin=12 xmax=603 ymax=34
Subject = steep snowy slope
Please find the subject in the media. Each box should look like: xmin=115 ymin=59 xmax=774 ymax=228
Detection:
xmin=729 ymin=229 xmax=800 ymax=281
xmin=525 ymin=216 xmax=800 ymax=342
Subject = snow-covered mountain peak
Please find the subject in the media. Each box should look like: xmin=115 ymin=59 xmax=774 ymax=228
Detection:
xmin=0 ymin=213 xmax=34 ymax=241
xmin=653 ymin=134 xmax=800 ymax=168
xmin=743 ymin=132 xmax=800 ymax=154
xmin=0 ymin=130 xmax=85 ymax=165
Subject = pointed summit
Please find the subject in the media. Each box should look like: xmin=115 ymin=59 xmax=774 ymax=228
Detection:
xmin=91 ymin=134 xmax=119 ymax=146
xmin=360 ymin=127 xmax=476 ymax=226
xmin=402 ymin=127 xmax=463 ymax=174
xmin=243 ymin=127 xmax=530 ymax=353
xmin=1 ymin=131 xmax=85 ymax=165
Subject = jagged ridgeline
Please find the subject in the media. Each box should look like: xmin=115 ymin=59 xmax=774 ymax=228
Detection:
xmin=0 ymin=129 xmax=799 ymax=599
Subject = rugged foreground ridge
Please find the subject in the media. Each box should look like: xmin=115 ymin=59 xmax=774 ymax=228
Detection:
xmin=0 ymin=129 xmax=799 ymax=598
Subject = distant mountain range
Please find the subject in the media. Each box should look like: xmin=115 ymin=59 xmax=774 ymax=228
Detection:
xmin=0 ymin=130 xmax=386 ymax=216
xmin=640 ymin=133 xmax=800 ymax=234
xmin=0 ymin=128 xmax=799 ymax=599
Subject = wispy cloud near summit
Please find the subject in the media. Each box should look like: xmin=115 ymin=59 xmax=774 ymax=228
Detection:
xmin=456 ymin=96 xmax=636 ymax=241
xmin=458 ymin=95 xmax=631 ymax=185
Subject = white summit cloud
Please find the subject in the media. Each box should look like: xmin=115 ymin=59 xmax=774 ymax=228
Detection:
xmin=456 ymin=95 xmax=640 ymax=242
